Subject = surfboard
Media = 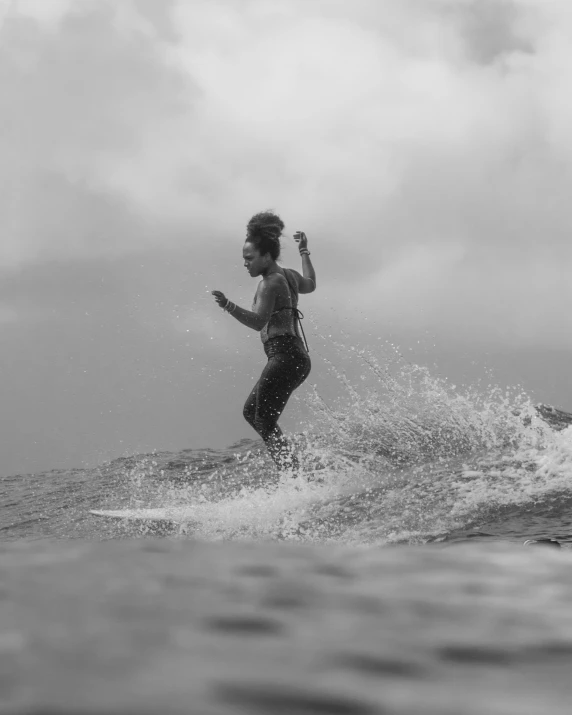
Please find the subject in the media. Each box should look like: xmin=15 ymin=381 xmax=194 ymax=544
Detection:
xmin=90 ymin=507 xmax=197 ymax=523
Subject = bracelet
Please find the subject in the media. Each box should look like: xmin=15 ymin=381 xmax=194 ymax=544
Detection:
xmin=300 ymin=249 xmax=310 ymax=256
xmin=224 ymin=301 xmax=237 ymax=315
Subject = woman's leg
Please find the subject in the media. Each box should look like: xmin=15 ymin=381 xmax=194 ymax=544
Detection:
xmin=243 ymin=381 xmax=259 ymax=433
xmin=243 ymin=352 xmax=311 ymax=469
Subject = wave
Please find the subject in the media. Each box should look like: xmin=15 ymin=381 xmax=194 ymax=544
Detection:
xmin=109 ymin=342 xmax=572 ymax=547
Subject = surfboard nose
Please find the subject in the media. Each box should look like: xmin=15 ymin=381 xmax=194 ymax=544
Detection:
xmin=523 ymin=538 xmax=561 ymax=549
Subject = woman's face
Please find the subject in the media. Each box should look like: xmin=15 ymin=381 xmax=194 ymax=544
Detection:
xmin=243 ymin=242 xmax=269 ymax=277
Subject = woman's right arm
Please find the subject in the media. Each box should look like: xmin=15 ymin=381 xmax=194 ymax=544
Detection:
xmin=212 ymin=278 xmax=278 ymax=332
xmin=294 ymin=231 xmax=316 ymax=293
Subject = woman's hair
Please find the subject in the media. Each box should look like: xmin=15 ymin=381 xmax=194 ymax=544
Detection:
xmin=246 ymin=211 xmax=284 ymax=261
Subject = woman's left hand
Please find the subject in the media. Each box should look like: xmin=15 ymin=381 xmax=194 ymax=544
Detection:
xmin=294 ymin=231 xmax=308 ymax=251
xmin=212 ymin=290 xmax=228 ymax=309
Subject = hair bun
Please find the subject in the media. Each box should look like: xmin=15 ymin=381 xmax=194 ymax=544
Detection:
xmin=263 ymin=227 xmax=281 ymax=241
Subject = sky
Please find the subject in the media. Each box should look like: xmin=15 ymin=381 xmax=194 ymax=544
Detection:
xmin=1 ymin=0 xmax=572 ymax=476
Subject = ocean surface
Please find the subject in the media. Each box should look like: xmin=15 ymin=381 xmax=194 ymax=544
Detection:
xmin=4 ymin=343 xmax=572 ymax=548
xmin=4 ymin=344 xmax=572 ymax=713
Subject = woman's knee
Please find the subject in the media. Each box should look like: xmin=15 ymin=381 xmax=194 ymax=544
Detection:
xmin=243 ymin=399 xmax=256 ymax=427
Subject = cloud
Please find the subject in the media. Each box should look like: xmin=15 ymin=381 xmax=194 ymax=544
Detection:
xmin=0 ymin=0 xmax=192 ymax=266
xmin=2 ymin=0 xmax=572 ymax=348
xmin=451 ymin=0 xmax=534 ymax=64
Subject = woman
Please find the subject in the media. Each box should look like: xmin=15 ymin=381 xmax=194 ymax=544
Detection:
xmin=212 ymin=211 xmax=316 ymax=470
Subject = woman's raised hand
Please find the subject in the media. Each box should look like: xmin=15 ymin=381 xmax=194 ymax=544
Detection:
xmin=211 ymin=290 xmax=228 ymax=309
xmin=293 ymin=231 xmax=308 ymax=251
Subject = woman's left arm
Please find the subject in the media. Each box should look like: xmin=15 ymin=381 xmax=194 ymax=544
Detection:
xmin=212 ymin=281 xmax=276 ymax=332
xmin=294 ymin=231 xmax=316 ymax=293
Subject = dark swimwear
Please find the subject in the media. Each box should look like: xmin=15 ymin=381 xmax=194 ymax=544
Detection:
xmin=243 ymin=270 xmax=311 ymax=469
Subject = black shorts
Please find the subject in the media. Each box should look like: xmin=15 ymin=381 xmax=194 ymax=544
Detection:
xmin=243 ymin=335 xmax=311 ymax=442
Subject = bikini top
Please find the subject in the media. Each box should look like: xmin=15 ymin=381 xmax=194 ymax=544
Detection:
xmin=265 ymin=269 xmax=310 ymax=353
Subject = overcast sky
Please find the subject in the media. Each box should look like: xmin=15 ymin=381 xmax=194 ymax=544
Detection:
xmin=2 ymin=0 xmax=572 ymax=476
